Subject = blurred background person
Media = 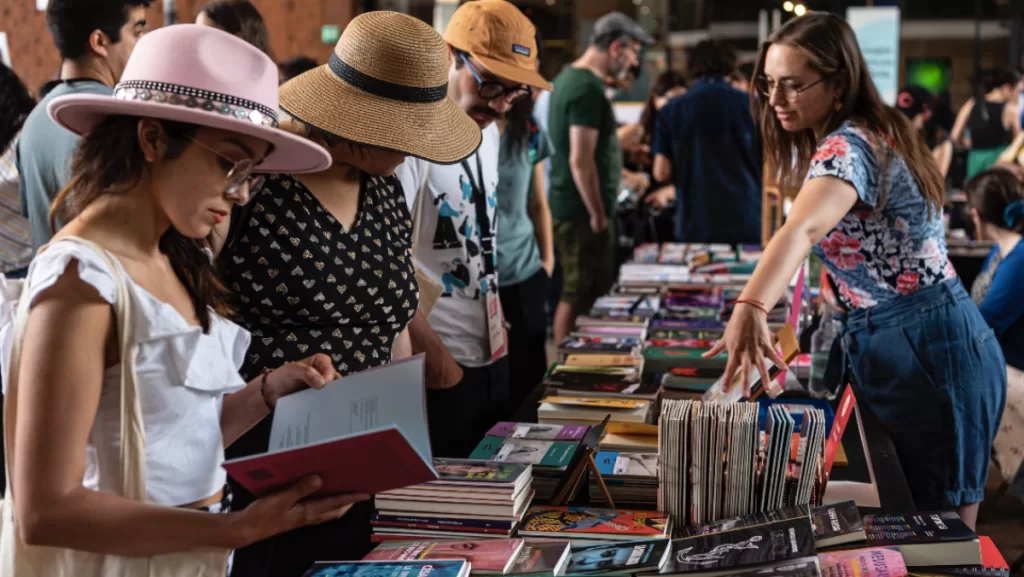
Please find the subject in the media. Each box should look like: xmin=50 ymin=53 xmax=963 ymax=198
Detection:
xmin=729 ymin=60 xmax=754 ymax=93
xmin=951 ymin=68 xmax=1019 ymax=181
xmin=0 ymin=63 xmax=36 ymax=279
xmin=965 ymin=166 xmax=1024 ymax=504
xmin=653 ymin=39 xmax=761 ymax=245
xmin=496 ymin=48 xmax=555 ymax=413
xmin=17 ymin=0 xmax=151 ymax=252
xmin=196 ymin=0 xmax=271 ymax=56
xmin=279 ymin=55 xmax=317 ymax=84
xmin=547 ymin=11 xmax=652 ymax=344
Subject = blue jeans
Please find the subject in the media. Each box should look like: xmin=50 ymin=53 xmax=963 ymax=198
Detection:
xmin=834 ymin=279 xmax=1006 ymax=509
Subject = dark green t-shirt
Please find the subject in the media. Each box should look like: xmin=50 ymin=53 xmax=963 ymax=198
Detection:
xmin=547 ymin=66 xmax=622 ymax=221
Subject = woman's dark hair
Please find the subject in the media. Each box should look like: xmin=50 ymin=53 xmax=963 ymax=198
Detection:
xmin=753 ymin=12 xmax=944 ymax=209
xmin=966 ymin=165 xmax=1024 ymax=234
xmin=0 ymin=64 xmax=36 ymax=153
xmin=688 ymin=39 xmax=737 ymax=80
xmin=504 ymin=95 xmax=535 ymax=155
xmin=640 ymin=70 xmax=687 ymax=143
xmin=198 ymin=0 xmax=271 ymax=56
xmin=50 ymin=116 xmax=232 ymax=331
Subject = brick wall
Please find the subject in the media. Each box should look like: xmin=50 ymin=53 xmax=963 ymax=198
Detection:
xmin=3 ymin=0 xmax=357 ymax=98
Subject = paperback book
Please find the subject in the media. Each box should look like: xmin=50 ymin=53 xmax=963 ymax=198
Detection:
xmin=304 ymin=560 xmax=470 ymax=577
xmin=564 ymin=539 xmax=671 ymax=575
xmin=364 ymin=539 xmax=525 ymax=575
xmin=664 ymin=516 xmax=817 ymax=576
xmin=517 ymin=506 xmax=672 ymax=541
xmin=506 ymin=541 xmax=572 ymax=576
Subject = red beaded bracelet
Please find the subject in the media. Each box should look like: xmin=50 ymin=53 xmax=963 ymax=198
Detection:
xmin=734 ymin=299 xmax=769 ymax=314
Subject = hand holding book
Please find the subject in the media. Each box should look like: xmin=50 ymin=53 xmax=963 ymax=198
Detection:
xmin=703 ymin=302 xmax=787 ymax=397
xmin=260 ymin=353 xmax=341 ymax=408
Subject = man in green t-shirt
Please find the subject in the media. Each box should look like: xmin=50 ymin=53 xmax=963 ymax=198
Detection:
xmin=547 ymin=12 xmax=653 ymax=342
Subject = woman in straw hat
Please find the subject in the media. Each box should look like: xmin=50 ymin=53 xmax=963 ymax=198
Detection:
xmin=0 ymin=24 xmax=370 ymax=574
xmin=211 ymin=11 xmax=480 ymax=576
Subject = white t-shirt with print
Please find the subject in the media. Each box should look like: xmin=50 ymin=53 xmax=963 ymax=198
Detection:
xmin=395 ymin=123 xmax=502 ymax=367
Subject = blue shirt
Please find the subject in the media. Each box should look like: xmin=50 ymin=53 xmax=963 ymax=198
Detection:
xmin=652 ymin=77 xmax=761 ymax=244
xmin=807 ymin=121 xmax=956 ymax=310
xmin=16 ymin=80 xmax=112 ymax=251
xmin=978 ymin=242 xmax=1024 ymax=370
xmin=496 ymin=119 xmax=552 ymax=286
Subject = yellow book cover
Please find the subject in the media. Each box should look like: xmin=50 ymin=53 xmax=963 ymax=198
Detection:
xmin=540 ymin=396 xmax=650 ymax=409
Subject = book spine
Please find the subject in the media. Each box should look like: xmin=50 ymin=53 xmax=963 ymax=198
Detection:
xmin=372 ymin=514 xmax=515 ymax=531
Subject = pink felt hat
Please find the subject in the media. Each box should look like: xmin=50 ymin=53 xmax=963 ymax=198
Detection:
xmin=47 ymin=24 xmax=330 ymax=174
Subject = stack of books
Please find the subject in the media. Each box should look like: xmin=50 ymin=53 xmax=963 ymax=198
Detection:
xmin=659 ymin=399 xmax=827 ymax=527
xmin=589 ymin=450 xmax=659 ymax=508
xmin=538 ymin=354 xmax=658 ymax=427
xmin=468 ymin=423 xmax=584 ymax=502
xmin=370 ymin=459 xmax=533 ymax=541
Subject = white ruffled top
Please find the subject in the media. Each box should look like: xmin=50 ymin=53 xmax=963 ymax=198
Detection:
xmin=0 ymin=241 xmax=252 ymax=507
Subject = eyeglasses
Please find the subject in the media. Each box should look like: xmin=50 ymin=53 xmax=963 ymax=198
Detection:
xmin=186 ymin=137 xmax=265 ymax=199
xmin=459 ymin=53 xmax=532 ymax=104
xmin=755 ymin=71 xmax=837 ymax=100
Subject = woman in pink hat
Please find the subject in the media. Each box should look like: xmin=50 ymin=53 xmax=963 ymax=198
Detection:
xmin=0 ymin=24 xmax=367 ymax=574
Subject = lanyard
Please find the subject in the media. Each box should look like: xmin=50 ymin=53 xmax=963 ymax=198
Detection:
xmin=460 ymin=153 xmax=496 ymax=277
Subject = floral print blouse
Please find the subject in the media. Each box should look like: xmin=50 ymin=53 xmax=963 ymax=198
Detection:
xmin=807 ymin=121 xmax=956 ymax=309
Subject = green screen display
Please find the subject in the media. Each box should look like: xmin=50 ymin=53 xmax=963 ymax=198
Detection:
xmin=906 ymin=58 xmax=951 ymax=94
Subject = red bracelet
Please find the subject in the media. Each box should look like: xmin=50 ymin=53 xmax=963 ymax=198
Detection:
xmin=734 ymin=299 xmax=769 ymax=314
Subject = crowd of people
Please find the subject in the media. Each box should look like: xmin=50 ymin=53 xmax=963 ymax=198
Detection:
xmin=0 ymin=0 xmax=1021 ymax=576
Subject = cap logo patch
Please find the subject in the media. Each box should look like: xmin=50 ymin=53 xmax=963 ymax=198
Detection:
xmin=512 ymin=44 xmax=531 ymax=57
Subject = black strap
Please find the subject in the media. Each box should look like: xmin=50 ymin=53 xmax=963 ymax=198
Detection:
xmin=460 ymin=153 xmax=496 ymax=277
xmin=328 ymin=53 xmax=447 ymax=104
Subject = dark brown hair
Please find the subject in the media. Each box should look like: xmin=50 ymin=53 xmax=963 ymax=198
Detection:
xmin=965 ymin=165 xmax=1024 ymax=234
xmin=50 ymin=116 xmax=232 ymax=332
xmin=640 ymin=70 xmax=687 ymax=144
xmin=753 ymin=13 xmax=944 ymax=209
xmin=198 ymin=0 xmax=271 ymax=57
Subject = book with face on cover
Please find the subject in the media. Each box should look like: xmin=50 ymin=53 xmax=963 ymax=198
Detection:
xmin=364 ymin=539 xmax=525 ymax=575
xmin=564 ymin=539 xmax=672 ymax=575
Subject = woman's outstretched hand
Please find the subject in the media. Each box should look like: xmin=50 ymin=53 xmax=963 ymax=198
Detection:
xmin=703 ymin=302 xmax=787 ymax=397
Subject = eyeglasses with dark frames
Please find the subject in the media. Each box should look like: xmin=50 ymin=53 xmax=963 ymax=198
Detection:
xmin=459 ymin=53 xmax=532 ymax=104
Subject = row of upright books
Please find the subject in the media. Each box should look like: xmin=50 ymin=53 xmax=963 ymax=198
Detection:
xmin=308 ymin=504 xmax=1009 ymax=577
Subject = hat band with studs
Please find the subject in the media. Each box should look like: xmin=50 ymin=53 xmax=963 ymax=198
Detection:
xmin=113 ymin=80 xmax=279 ymax=128
xmin=328 ymin=53 xmax=447 ymax=104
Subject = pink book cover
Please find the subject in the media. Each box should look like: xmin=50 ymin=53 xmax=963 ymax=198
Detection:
xmin=819 ymin=546 xmax=908 ymax=577
xmin=365 ymin=538 xmax=525 ymax=574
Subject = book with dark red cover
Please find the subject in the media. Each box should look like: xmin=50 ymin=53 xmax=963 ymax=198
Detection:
xmin=224 ymin=427 xmax=436 ymax=497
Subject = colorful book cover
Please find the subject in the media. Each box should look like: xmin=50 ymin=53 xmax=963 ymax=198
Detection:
xmin=519 ymin=507 xmax=670 ymax=538
xmin=646 ymin=339 xmax=718 ymax=349
xmin=563 ymin=354 xmax=641 ymax=367
xmin=819 ymin=547 xmax=908 ymax=577
xmin=469 ymin=437 xmax=578 ymax=468
xmin=365 ymin=539 xmax=524 ymax=574
xmin=565 ymin=540 xmax=670 ymax=575
xmin=431 ymin=459 xmax=530 ymax=485
xmin=594 ymin=452 xmax=658 ymax=478
xmin=486 ymin=422 xmax=589 ymax=441
xmin=304 ymin=560 xmax=468 ymax=577
xmin=539 ymin=397 xmax=649 ymax=409
xmin=548 ymin=376 xmax=659 ymax=398
xmin=643 ymin=347 xmax=727 ymax=361
xmin=506 ymin=542 xmax=571 ymax=575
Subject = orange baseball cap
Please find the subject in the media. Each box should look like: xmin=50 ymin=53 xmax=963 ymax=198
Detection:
xmin=443 ymin=0 xmax=553 ymax=91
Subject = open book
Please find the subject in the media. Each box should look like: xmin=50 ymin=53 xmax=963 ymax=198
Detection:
xmin=224 ymin=354 xmax=437 ymax=497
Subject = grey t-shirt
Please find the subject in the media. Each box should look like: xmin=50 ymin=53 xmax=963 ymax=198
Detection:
xmin=495 ymin=120 xmax=551 ymax=286
xmin=16 ymin=81 xmax=112 ymax=250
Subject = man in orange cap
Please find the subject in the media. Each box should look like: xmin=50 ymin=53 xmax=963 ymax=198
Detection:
xmin=396 ymin=0 xmax=552 ymax=458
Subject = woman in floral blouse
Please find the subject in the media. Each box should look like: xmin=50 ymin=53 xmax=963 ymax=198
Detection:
xmin=707 ymin=13 xmax=1005 ymax=529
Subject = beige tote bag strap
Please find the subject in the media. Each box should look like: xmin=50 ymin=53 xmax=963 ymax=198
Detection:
xmin=2 ymin=237 xmax=144 ymax=503
xmin=410 ymin=163 xmax=443 ymax=318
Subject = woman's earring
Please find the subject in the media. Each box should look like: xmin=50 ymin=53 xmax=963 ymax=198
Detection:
xmin=834 ymin=101 xmax=842 ymax=111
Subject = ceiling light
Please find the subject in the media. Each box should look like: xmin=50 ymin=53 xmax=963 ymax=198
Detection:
xmin=794 ymin=4 xmax=806 ymax=15
xmin=783 ymin=1 xmax=794 ymax=11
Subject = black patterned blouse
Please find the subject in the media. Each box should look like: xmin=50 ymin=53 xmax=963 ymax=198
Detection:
xmin=219 ymin=172 xmax=420 ymax=381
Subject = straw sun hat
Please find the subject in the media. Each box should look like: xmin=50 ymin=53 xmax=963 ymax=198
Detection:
xmin=279 ymin=11 xmax=481 ymax=165
xmin=48 ymin=24 xmax=331 ymax=174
